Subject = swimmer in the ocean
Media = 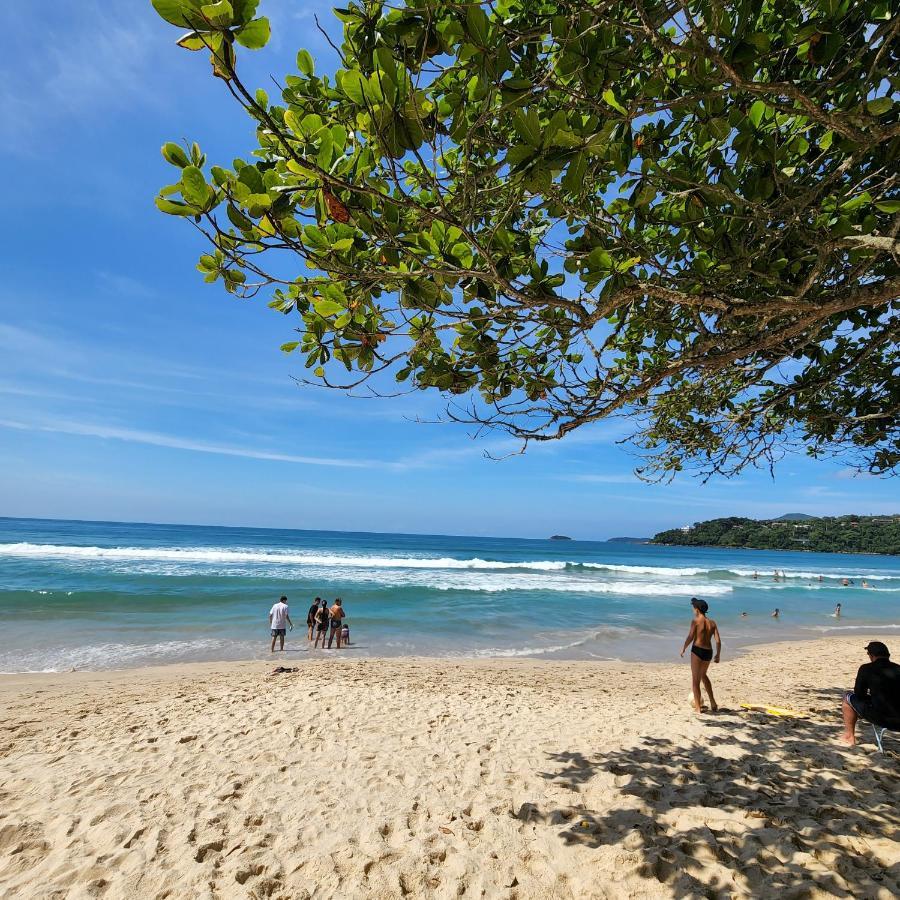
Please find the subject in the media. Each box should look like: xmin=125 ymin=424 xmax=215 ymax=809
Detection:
xmin=772 ymin=608 xmax=780 ymax=619
xmin=834 ymin=603 xmax=842 ymax=618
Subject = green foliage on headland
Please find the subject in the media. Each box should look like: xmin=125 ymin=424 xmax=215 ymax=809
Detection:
xmin=150 ymin=0 xmax=900 ymax=481
xmin=653 ymin=515 xmax=900 ymax=555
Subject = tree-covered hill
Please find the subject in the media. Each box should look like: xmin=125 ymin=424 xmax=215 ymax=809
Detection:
xmin=653 ymin=515 xmax=900 ymax=555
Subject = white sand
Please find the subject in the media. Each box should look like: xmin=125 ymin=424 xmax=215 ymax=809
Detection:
xmin=0 ymin=637 xmax=897 ymax=899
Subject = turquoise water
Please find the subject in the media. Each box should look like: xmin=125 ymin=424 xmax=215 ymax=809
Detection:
xmin=1 ymin=517 xmax=898 ymax=672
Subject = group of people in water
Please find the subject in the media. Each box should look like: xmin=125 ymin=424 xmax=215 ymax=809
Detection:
xmin=752 ymin=570 xmax=873 ymax=588
xmin=268 ymin=595 xmax=349 ymax=652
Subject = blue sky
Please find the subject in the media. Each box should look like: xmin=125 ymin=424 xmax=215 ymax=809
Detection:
xmin=0 ymin=1 xmax=895 ymax=539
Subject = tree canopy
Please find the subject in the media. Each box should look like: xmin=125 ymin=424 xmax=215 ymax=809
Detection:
xmin=653 ymin=514 xmax=900 ymax=554
xmin=151 ymin=0 xmax=900 ymax=479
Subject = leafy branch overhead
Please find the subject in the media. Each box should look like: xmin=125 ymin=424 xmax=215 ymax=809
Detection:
xmin=151 ymin=0 xmax=900 ymax=479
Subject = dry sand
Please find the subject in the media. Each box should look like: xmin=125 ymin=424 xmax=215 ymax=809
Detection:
xmin=0 ymin=637 xmax=897 ymax=899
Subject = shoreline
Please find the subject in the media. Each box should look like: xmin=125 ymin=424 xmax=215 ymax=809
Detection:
xmin=2 ymin=618 xmax=900 ymax=677
xmin=1 ymin=636 xmax=897 ymax=898
xmin=0 ymin=633 xmax=894 ymax=691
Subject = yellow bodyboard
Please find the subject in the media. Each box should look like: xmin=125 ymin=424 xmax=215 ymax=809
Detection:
xmin=740 ymin=703 xmax=807 ymax=718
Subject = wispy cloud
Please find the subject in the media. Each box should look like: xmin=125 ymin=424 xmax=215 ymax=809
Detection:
xmin=96 ymin=271 xmax=158 ymax=300
xmin=0 ymin=3 xmax=157 ymax=151
xmin=832 ymin=468 xmax=875 ymax=481
xmin=0 ymin=417 xmax=375 ymax=469
xmin=562 ymin=473 xmax=639 ymax=485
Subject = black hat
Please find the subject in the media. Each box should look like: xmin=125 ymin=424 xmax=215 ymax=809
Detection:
xmin=691 ymin=597 xmax=709 ymax=614
xmin=864 ymin=641 xmax=890 ymax=657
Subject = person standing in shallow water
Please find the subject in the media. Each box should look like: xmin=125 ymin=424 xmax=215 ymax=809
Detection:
xmin=327 ymin=598 xmax=346 ymax=649
xmin=680 ymin=597 xmax=721 ymax=713
xmin=269 ymin=595 xmax=293 ymax=653
xmin=307 ymin=597 xmax=322 ymax=641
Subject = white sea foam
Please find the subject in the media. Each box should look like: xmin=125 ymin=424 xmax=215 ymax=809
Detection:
xmin=5 ymin=543 xmax=897 ymax=584
xmin=459 ymin=625 xmax=640 ymax=658
xmin=580 ymin=563 xmax=709 ymax=576
xmin=308 ymin=568 xmax=733 ymax=596
xmin=0 ymin=542 xmax=567 ymax=571
xmin=0 ymin=638 xmax=254 ymax=673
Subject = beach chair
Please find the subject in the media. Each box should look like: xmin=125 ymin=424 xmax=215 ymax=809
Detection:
xmin=873 ymin=724 xmax=895 ymax=754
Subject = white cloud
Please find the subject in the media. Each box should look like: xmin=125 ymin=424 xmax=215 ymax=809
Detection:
xmin=832 ymin=468 xmax=875 ymax=480
xmin=0 ymin=417 xmax=375 ymax=469
xmin=0 ymin=3 xmax=157 ymax=151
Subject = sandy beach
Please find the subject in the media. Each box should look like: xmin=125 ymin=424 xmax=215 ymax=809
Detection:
xmin=0 ymin=636 xmax=897 ymax=899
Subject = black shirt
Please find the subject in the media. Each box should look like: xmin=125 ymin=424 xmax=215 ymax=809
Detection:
xmin=854 ymin=657 xmax=900 ymax=725
xmin=307 ymin=604 xmax=318 ymax=625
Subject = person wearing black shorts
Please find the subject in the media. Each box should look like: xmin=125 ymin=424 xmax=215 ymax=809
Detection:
xmin=313 ymin=599 xmax=330 ymax=649
xmin=680 ymin=598 xmax=722 ymax=714
xmin=307 ymin=597 xmax=322 ymax=641
xmin=840 ymin=641 xmax=900 ymax=746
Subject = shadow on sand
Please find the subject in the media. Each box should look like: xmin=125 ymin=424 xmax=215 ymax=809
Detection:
xmin=518 ymin=689 xmax=898 ymax=896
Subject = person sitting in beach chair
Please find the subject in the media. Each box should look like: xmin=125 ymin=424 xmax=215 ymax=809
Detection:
xmin=840 ymin=641 xmax=900 ymax=747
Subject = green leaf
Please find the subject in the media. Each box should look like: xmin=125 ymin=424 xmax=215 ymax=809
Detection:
xmin=340 ymin=70 xmax=367 ymax=105
xmin=303 ymin=225 xmax=329 ymax=249
xmin=231 ymin=0 xmax=259 ymax=25
xmin=281 ymin=341 xmax=300 ymax=352
xmin=235 ymin=16 xmax=270 ymax=49
xmin=245 ymin=192 xmax=272 ymax=213
xmin=748 ymin=100 xmax=766 ymax=129
xmin=512 ymin=109 xmax=541 ymax=149
xmin=181 ymin=166 xmax=209 ymax=207
xmin=226 ymin=204 xmax=252 ymax=229
xmin=297 ymin=49 xmax=314 ymax=76
xmin=602 ymin=89 xmax=626 ymax=115
xmin=151 ymin=0 xmax=206 ymax=28
xmin=155 ymin=197 xmax=196 ymax=216
xmin=200 ymin=0 xmax=233 ymax=27
xmin=161 ymin=142 xmax=190 ymax=167
xmin=451 ymin=242 xmax=473 ymax=267
xmin=176 ymin=30 xmax=209 ymax=50
xmin=874 ymin=200 xmax=900 ymax=213
xmin=313 ymin=298 xmax=344 ymax=317
xmin=465 ymin=6 xmax=490 ymax=45
xmin=867 ymin=97 xmax=893 ymax=116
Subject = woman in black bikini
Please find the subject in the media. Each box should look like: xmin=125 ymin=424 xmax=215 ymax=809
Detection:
xmin=313 ymin=599 xmax=330 ymax=649
xmin=680 ymin=597 xmax=721 ymax=713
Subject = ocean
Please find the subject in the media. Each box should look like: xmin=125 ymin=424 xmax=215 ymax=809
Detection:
xmin=1 ymin=517 xmax=898 ymax=672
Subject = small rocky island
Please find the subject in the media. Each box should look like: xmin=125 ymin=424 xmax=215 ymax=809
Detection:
xmin=549 ymin=534 xmax=572 ymax=541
